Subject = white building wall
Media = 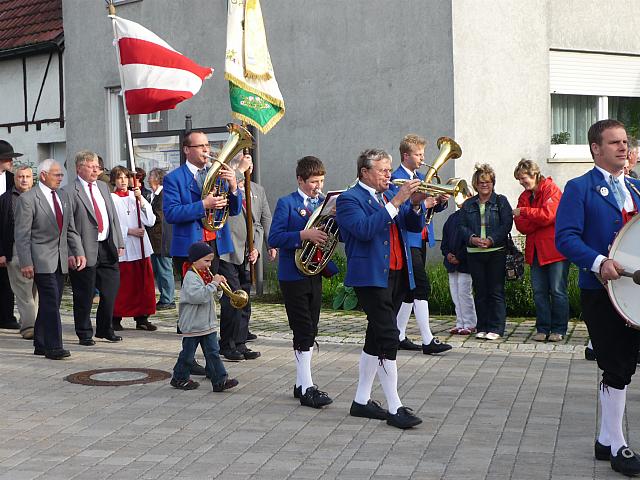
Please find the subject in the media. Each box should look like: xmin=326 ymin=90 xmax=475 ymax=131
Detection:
xmin=0 ymin=52 xmax=65 ymax=172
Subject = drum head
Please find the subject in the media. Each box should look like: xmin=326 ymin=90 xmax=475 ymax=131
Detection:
xmin=608 ymin=213 xmax=640 ymax=329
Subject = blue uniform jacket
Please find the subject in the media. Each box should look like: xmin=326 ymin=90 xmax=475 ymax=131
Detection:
xmin=336 ymin=183 xmax=424 ymax=289
xmin=163 ymin=163 xmax=242 ymax=258
xmin=268 ymin=191 xmax=338 ymax=281
xmin=556 ymin=167 xmax=640 ymax=290
xmin=390 ymin=165 xmax=446 ymax=248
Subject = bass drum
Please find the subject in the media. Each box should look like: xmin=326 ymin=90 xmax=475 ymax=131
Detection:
xmin=607 ymin=213 xmax=640 ymax=329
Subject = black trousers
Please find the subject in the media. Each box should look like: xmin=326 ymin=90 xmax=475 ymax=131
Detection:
xmin=218 ymin=259 xmax=252 ymax=352
xmin=33 ymin=268 xmax=64 ymax=351
xmin=582 ymin=288 xmax=640 ymax=389
xmin=280 ymin=275 xmax=322 ymax=351
xmin=403 ymin=244 xmax=431 ymax=302
xmin=355 ymin=269 xmax=407 ymax=361
xmin=70 ymin=241 xmax=120 ymax=339
xmin=468 ymin=249 xmax=507 ymax=335
xmin=0 ymin=266 xmax=16 ymax=325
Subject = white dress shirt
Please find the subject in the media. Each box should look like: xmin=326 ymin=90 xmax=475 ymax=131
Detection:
xmin=78 ymin=176 xmax=110 ymax=241
xmin=357 ymin=181 xmax=398 ymax=218
xmin=38 ymin=181 xmax=62 ymax=218
xmin=0 ymin=171 xmax=6 ymax=195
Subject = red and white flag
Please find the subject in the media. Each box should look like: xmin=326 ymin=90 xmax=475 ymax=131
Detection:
xmin=111 ymin=16 xmax=213 ymax=115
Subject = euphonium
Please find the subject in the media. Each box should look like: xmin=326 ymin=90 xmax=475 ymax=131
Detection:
xmin=392 ymin=136 xmax=465 ymax=223
xmin=201 ymin=123 xmax=254 ymax=232
xmin=294 ymin=194 xmax=341 ymax=276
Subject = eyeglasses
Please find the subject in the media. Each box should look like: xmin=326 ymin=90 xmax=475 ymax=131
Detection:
xmin=186 ymin=144 xmax=210 ymax=149
xmin=368 ymin=167 xmax=392 ymax=175
xmin=45 ymin=172 xmax=64 ymax=178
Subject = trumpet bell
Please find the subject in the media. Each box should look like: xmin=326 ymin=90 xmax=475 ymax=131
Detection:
xmin=219 ymin=281 xmax=249 ymax=309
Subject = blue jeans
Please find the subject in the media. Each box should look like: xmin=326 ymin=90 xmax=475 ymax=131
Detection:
xmin=531 ymin=255 xmax=569 ymax=335
xmin=151 ymin=254 xmax=175 ymax=305
xmin=173 ymin=332 xmax=227 ymax=385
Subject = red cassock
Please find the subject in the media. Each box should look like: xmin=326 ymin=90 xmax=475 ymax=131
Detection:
xmin=113 ymin=258 xmax=157 ymax=317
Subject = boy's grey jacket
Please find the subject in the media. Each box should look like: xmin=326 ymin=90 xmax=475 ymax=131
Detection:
xmin=178 ymin=270 xmax=223 ymax=337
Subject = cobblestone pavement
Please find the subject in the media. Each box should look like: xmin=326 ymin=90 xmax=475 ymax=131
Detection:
xmin=0 ymin=290 xmax=634 ymax=479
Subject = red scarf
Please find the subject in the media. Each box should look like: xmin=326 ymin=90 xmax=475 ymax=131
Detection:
xmin=114 ymin=189 xmax=129 ymax=198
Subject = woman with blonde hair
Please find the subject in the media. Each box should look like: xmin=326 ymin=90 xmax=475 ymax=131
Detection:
xmin=459 ymin=164 xmax=513 ymax=340
xmin=513 ymin=159 xmax=569 ymax=342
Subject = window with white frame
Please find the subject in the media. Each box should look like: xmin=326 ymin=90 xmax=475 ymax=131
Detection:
xmin=549 ymin=50 xmax=640 ymax=159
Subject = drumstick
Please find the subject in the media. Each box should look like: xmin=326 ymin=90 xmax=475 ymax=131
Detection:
xmin=619 ymin=269 xmax=640 ymax=285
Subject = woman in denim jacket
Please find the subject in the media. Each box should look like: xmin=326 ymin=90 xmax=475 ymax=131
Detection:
xmin=459 ymin=164 xmax=513 ymax=340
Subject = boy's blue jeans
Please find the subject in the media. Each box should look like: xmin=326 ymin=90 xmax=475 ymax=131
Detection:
xmin=173 ymin=332 xmax=227 ymax=385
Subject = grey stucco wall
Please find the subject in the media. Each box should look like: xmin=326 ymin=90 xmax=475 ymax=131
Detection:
xmin=62 ymin=0 xmax=455 ymax=208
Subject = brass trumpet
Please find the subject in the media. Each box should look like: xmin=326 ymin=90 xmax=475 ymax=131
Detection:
xmin=192 ymin=265 xmax=249 ymax=309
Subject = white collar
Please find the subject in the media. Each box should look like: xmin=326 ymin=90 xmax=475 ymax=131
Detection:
xmin=358 ymin=180 xmax=380 ymax=197
xmin=186 ymin=161 xmax=202 ymax=176
xmin=595 ymin=165 xmax=624 ymax=183
xmin=400 ymin=164 xmax=416 ymax=178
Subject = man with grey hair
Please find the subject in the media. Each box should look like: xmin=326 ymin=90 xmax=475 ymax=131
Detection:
xmin=627 ymin=136 xmax=638 ymax=179
xmin=0 ymin=165 xmax=37 ymax=338
xmin=15 ymin=159 xmax=86 ymax=359
xmin=146 ymin=167 xmax=175 ymax=310
xmin=336 ymin=148 xmax=426 ymax=429
xmin=68 ymin=150 xmax=125 ymax=345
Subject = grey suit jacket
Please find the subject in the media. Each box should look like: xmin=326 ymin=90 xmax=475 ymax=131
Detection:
xmin=14 ymin=186 xmax=84 ymax=274
xmin=220 ymin=181 xmax=272 ymax=266
xmin=68 ymin=178 xmax=124 ymax=267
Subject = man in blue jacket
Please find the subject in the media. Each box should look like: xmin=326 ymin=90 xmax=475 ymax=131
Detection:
xmin=163 ymin=131 xmax=242 ymax=374
xmin=556 ymin=119 xmax=640 ymax=476
xmin=391 ymin=134 xmax=452 ymax=355
xmin=336 ymin=148 xmax=426 ymax=429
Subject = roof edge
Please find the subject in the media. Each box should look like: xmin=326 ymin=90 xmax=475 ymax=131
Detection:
xmin=0 ymin=34 xmax=64 ymax=60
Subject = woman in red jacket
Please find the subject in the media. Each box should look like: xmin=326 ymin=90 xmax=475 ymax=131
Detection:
xmin=513 ymin=159 xmax=569 ymax=342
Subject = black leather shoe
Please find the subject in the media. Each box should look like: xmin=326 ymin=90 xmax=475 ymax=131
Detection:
xmin=398 ymin=338 xmax=422 ymax=351
xmin=96 ymin=333 xmax=122 ymax=342
xmin=585 ymin=347 xmax=596 ymax=361
xmin=300 ymin=386 xmax=333 ymax=408
xmin=293 ymin=385 xmax=302 ymax=399
xmin=34 ymin=348 xmax=45 ymax=356
xmin=189 ymin=361 xmax=207 ymax=376
xmin=237 ymin=345 xmax=261 ymax=360
xmin=246 ymin=332 xmax=258 ymax=342
xmin=78 ymin=338 xmax=96 ymax=346
xmin=156 ymin=302 xmax=176 ymax=311
xmin=595 ymin=440 xmax=611 ymax=461
xmin=0 ymin=319 xmax=20 ymax=330
xmin=45 ymin=348 xmax=71 ymax=360
xmin=386 ymin=406 xmax=422 ymax=429
xmin=212 ymin=376 xmax=239 ymax=392
xmin=222 ymin=350 xmax=244 ymax=362
xmin=610 ymin=446 xmax=640 ymax=476
xmin=422 ymin=338 xmax=453 ymax=355
xmin=350 ymin=400 xmax=388 ymax=420
xmin=136 ymin=320 xmax=157 ymax=331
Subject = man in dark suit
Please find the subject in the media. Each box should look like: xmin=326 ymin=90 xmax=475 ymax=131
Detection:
xmin=146 ymin=168 xmax=175 ymax=310
xmin=218 ymin=154 xmax=274 ymax=361
xmin=68 ymin=150 xmax=125 ymax=345
xmin=0 ymin=165 xmax=37 ymax=339
xmin=0 ymin=140 xmax=21 ymax=330
xmin=556 ymin=119 xmax=640 ymax=476
xmin=336 ymin=148 xmax=425 ymax=429
xmin=14 ymin=159 xmax=86 ymax=359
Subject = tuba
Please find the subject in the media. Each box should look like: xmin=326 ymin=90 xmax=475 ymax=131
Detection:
xmin=392 ymin=136 xmax=469 ymax=223
xmin=294 ymin=193 xmax=342 ymax=276
xmin=192 ymin=265 xmax=249 ymax=309
xmin=201 ymin=123 xmax=254 ymax=232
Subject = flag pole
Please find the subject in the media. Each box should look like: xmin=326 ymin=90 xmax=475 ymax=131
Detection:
xmin=242 ymin=122 xmax=256 ymax=285
xmin=109 ymin=3 xmax=145 ymax=258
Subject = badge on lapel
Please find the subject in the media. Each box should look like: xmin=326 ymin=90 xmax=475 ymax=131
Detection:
xmin=600 ymin=186 xmax=609 ymax=197
xmin=299 ymin=208 xmax=307 ymax=217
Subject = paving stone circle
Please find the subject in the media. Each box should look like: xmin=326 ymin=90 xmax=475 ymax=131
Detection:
xmin=65 ymin=368 xmax=171 ymax=386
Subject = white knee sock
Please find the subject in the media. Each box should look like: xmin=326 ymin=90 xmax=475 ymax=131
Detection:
xmin=588 ymin=339 xmax=593 ymax=350
xmin=377 ymin=359 xmax=402 ymax=415
xmin=414 ymin=299 xmax=434 ymax=345
xmin=295 ymin=348 xmax=314 ymax=391
xmin=354 ymin=351 xmax=379 ymax=405
xmin=600 ymin=385 xmax=628 ymax=455
xmin=396 ymin=302 xmax=413 ymax=340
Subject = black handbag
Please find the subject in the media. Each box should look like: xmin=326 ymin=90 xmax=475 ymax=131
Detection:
xmin=505 ymin=233 xmax=525 ymax=281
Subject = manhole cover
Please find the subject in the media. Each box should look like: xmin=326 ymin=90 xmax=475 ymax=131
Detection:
xmin=65 ymin=368 xmax=171 ymax=386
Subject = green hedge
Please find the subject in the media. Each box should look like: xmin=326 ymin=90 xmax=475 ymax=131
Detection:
xmin=261 ymin=252 xmax=582 ymax=319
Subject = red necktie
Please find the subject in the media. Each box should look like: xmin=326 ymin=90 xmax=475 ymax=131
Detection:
xmin=88 ymin=183 xmax=104 ymax=233
xmin=52 ymin=190 xmax=63 ymax=233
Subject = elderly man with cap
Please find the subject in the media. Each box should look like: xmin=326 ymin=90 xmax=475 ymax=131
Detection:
xmin=0 ymin=140 xmax=22 ymax=330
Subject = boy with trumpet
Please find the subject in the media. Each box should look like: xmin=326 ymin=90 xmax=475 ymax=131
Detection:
xmin=170 ymin=242 xmax=239 ymax=392
xmin=268 ymin=156 xmax=338 ymax=409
